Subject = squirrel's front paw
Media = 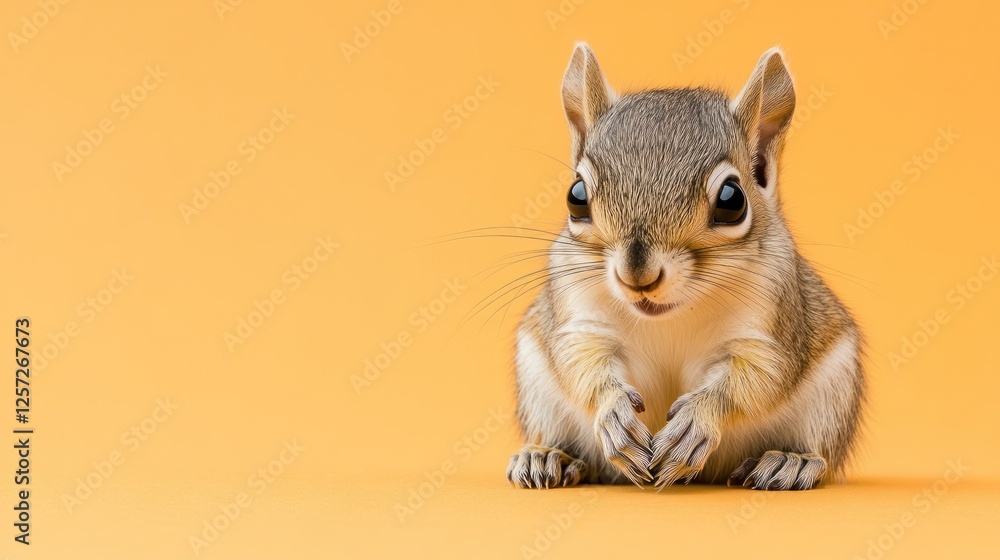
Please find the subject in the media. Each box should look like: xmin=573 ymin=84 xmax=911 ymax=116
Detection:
xmin=650 ymin=394 xmax=721 ymax=489
xmin=594 ymin=388 xmax=653 ymax=486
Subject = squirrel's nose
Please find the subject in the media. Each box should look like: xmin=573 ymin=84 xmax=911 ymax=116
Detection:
xmin=615 ymin=267 xmax=664 ymax=293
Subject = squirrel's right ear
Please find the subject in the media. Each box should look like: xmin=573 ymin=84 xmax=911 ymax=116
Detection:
xmin=561 ymin=43 xmax=617 ymax=164
xmin=730 ymin=47 xmax=796 ymax=193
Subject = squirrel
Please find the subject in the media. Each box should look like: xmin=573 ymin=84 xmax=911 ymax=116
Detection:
xmin=506 ymin=44 xmax=866 ymax=491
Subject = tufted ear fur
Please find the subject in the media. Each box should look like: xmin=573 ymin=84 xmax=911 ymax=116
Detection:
xmin=730 ymin=47 xmax=796 ymax=192
xmin=561 ymin=43 xmax=617 ymax=165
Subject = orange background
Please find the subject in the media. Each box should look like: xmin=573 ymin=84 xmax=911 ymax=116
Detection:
xmin=1 ymin=0 xmax=998 ymax=558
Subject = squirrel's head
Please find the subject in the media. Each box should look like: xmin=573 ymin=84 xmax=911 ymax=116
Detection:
xmin=559 ymin=43 xmax=797 ymax=319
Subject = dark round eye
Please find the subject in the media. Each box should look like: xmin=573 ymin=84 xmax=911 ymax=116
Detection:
xmin=567 ymin=179 xmax=590 ymax=221
xmin=713 ymin=177 xmax=747 ymax=225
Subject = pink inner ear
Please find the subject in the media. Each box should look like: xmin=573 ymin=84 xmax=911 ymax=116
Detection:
xmin=753 ymin=155 xmax=768 ymax=189
xmin=566 ymin=106 xmax=588 ymax=162
xmin=753 ymin=119 xmax=781 ymax=188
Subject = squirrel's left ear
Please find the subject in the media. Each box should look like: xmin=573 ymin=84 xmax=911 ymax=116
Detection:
xmin=561 ymin=42 xmax=617 ymax=165
xmin=730 ymin=47 xmax=796 ymax=192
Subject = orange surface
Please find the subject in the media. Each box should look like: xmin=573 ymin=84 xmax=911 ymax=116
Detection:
xmin=1 ymin=0 xmax=998 ymax=558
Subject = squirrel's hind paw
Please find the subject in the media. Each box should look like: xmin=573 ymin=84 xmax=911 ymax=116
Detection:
xmin=507 ymin=446 xmax=588 ymax=489
xmin=728 ymin=451 xmax=828 ymax=491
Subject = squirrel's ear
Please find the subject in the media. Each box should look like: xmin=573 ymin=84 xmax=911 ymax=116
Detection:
xmin=561 ymin=43 xmax=617 ymax=164
xmin=730 ymin=47 xmax=796 ymax=191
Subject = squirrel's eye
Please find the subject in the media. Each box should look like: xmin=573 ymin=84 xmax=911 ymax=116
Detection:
xmin=713 ymin=178 xmax=747 ymax=225
xmin=567 ymin=179 xmax=590 ymax=221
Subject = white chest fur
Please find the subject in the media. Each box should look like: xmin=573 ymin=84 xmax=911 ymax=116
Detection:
xmin=558 ymin=277 xmax=767 ymax=432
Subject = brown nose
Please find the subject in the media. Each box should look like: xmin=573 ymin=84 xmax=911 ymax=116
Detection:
xmin=615 ymin=268 xmax=664 ymax=293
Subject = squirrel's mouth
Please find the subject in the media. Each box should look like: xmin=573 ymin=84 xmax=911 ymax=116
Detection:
xmin=633 ymin=298 xmax=677 ymax=317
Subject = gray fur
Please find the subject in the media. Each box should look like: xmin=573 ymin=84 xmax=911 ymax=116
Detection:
xmin=507 ymin=44 xmax=866 ymax=491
